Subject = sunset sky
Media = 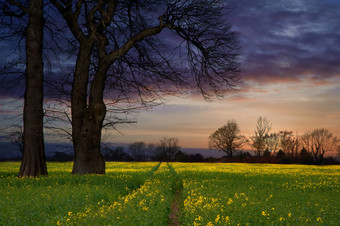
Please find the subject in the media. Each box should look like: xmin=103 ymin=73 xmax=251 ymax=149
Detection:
xmin=107 ymin=0 xmax=340 ymax=149
xmin=1 ymin=0 xmax=340 ymax=153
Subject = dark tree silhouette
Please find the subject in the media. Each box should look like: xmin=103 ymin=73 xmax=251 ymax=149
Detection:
xmin=301 ymin=128 xmax=339 ymax=164
xmin=250 ymin=117 xmax=271 ymax=156
xmin=1 ymin=0 xmax=47 ymax=177
xmin=8 ymin=125 xmax=24 ymax=155
xmin=155 ymin=137 xmax=181 ymax=161
xmin=209 ymin=119 xmax=247 ymax=157
xmin=265 ymin=133 xmax=279 ymax=154
xmin=279 ymin=130 xmax=299 ymax=158
xmin=20 ymin=0 xmax=47 ymax=177
xmin=49 ymin=0 xmax=240 ymax=174
xmin=128 ymin=142 xmax=147 ymax=161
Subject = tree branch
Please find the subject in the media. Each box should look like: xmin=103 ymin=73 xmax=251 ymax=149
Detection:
xmin=7 ymin=0 xmax=28 ymax=14
xmin=108 ymin=17 xmax=167 ymax=63
xmin=50 ymin=0 xmax=85 ymax=42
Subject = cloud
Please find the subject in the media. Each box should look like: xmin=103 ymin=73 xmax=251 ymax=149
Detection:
xmin=229 ymin=0 xmax=340 ymax=85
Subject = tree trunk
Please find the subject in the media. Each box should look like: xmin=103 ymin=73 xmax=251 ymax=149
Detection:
xmin=19 ymin=0 xmax=47 ymax=177
xmin=72 ymin=103 xmax=106 ymax=174
xmin=71 ymin=47 xmax=106 ymax=175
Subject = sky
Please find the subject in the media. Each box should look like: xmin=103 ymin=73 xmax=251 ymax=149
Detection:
xmin=1 ymin=0 xmax=340 ymax=153
xmin=106 ymin=0 xmax=340 ymax=149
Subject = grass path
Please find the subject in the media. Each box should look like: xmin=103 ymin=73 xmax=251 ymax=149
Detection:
xmin=59 ymin=162 xmax=183 ymax=225
xmin=168 ymin=163 xmax=183 ymax=226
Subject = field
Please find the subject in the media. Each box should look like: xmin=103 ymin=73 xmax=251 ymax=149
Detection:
xmin=1 ymin=162 xmax=339 ymax=225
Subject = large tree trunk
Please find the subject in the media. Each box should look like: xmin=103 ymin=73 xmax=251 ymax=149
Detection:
xmin=19 ymin=0 xmax=47 ymax=177
xmin=72 ymin=103 xmax=106 ymax=174
xmin=71 ymin=46 xmax=106 ymax=175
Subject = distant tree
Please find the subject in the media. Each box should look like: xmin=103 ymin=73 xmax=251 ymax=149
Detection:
xmin=174 ymin=151 xmax=188 ymax=162
xmin=265 ymin=132 xmax=279 ymax=154
xmin=276 ymin=149 xmax=285 ymax=159
xmin=263 ymin=148 xmax=271 ymax=157
xmin=250 ymin=117 xmax=271 ymax=156
xmin=155 ymin=137 xmax=181 ymax=161
xmin=279 ymin=130 xmax=300 ymax=158
xmin=301 ymin=128 xmax=339 ymax=164
xmin=209 ymin=120 xmax=248 ymax=157
xmin=187 ymin=153 xmax=204 ymax=162
xmin=50 ymin=151 xmax=74 ymax=162
xmin=299 ymin=147 xmax=313 ymax=164
xmin=128 ymin=142 xmax=147 ymax=161
xmin=7 ymin=125 xmax=24 ymax=155
xmin=146 ymin=143 xmax=157 ymax=161
xmin=102 ymin=145 xmax=132 ymax=161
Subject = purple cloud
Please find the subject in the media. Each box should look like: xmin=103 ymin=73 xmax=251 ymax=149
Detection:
xmin=229 ymin=0 xmax=340 ymax=84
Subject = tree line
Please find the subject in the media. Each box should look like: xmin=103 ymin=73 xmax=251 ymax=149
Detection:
xmin=103 ymin=137 xmax=181 ymax=162
xmin=209 ymin=117 xmax=340 ymax=164
xmin=6 ymin=121 xmax=339 ymax=164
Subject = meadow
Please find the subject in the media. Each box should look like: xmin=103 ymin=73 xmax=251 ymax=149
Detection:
xmin=0 ymin=162 xmax=339 ymax=225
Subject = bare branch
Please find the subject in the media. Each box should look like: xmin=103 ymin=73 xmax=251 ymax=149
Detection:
xmin=7 ymin=0 xmax=28 ymax=14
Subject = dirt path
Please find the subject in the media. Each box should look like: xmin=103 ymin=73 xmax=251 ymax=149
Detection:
xmin=167 ymin=163 xmax=183 ymax=226
xmin=169 ymin=187 xmax=181 ymax=226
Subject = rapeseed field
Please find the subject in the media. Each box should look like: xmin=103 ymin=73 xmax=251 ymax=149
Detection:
xmin=0 ymin=162 xmax=339 ymax=225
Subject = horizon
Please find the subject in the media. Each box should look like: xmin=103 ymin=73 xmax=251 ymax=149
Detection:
xmin=1 ymin=139 xmax=338 ymax=161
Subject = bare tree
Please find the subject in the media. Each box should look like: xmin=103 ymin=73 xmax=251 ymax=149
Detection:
xmin=128 ymin=142 xmax=147 ymax=161
xmin=209 ymin=119 xmax=247 ymax=157
xmin=301 ymin=128 xmax=339 ymax=164
xmin=155 ymin=137 xmax=181 ymax=161
xmin=265 ymin=132 xmax=279 ymax=154
xmin=279 ymin=130 xmax=300 ymax=157
xmin=50 ymin=0 xmax=240 ymax=174
xmin=250 ymin=117 xmax=271 ymax=156
xmin=7 ymin=125 xmax=24 ymax=155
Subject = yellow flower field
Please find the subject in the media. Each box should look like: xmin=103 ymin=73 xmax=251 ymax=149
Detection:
xmin=0 ymin=162 xmax=339 ymax=225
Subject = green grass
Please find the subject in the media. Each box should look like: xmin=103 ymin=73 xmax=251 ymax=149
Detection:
xmin=0 ymin=162 xmax=159 ymax=225
xmin=0 ymin=162 xmax=339 ymax=225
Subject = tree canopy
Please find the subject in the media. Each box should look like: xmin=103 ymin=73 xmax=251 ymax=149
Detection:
xmin=209 ymin=120 xmax=247 ymax=157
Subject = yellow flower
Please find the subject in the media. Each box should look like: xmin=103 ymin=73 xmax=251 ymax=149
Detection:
xmin=68 ymin=211 xmax=72 ymax=216
xmin=57 ymin=221 xmax=61 ymax=225
xmin=317 ymin=217 xmax=322 ymax=222
xmin=225 ymin=216 xmax=230 ymax=222
xmin=206 ymin=222 xmax=214 ymax=226
xmin=195 ymin=215 xmax=203 ymax=221
xmin=288 ymin=212 xmax=292 ymax=217
xmin=215 ymin=214 xmax=220 ymax=223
